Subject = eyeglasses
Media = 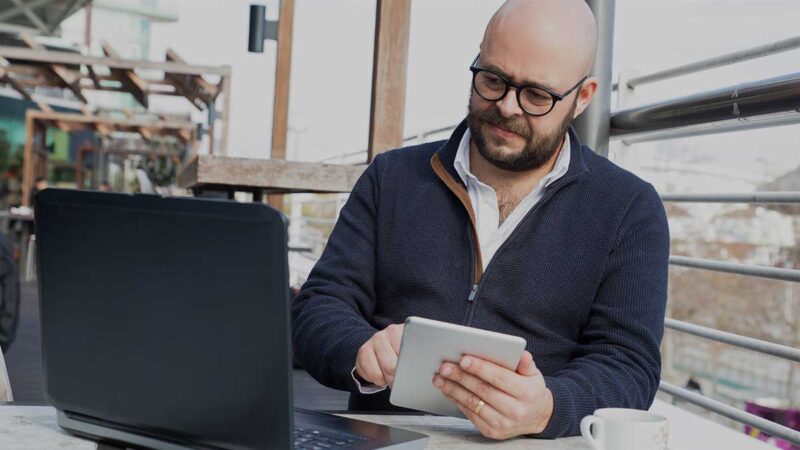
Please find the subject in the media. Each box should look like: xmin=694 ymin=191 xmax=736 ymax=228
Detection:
xmin=469 ymin=55 xmax=587 ymax=116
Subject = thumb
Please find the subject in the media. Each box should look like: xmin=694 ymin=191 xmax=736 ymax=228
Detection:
xmin=517 ymin=351 xmax=539 ymax=377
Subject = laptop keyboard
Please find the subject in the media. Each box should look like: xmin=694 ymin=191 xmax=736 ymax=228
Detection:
xmin=293 ymin=426 xmax=371 ymax=449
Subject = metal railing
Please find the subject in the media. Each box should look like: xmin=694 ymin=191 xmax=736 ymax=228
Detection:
xmin=612 ymin=35 xmax=800 ymax=91
xmin=668 ymin=256 xmax=800 ymax=283
xmin=661 ymin=192 xmax=800 ymax=203
xmin=660 ymin=382 xmax=800 ymax=445
xmin=618 ymin=34 xmax=800 ymax=445
xmin=664 ymin=319 xmax=800 ymax=364
xmin=610 ymin=71 xmax=800 ymax=136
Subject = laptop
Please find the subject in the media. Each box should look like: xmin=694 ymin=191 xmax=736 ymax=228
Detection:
xmin=35 ymin=189 xmax=428 ymax=450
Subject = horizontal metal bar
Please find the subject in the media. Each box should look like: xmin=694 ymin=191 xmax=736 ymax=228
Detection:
xmin=610 ymin=109 xmax=800 ymax=144
xmin=614 ymin=35 xmax=800 ymax=90
xmin=659 ymin=382 xmax=800 ymax=445
xmin=292 ymin=198 xmax=342 ymax=205
xmin=610 ymin=72 xmax=800 ymax=136
xmin=661 ymin=192 xmax=800 ymax=204
xmin=293 ymin=234 xmax=328 ymax=244
xmin=403 ymin=125 xmax=457 ymax=142
xmin=299 ymin=216 xmax=337 ymax=225
xmin=664 ymin=318 xmax=800 ymax=363
xmin=317 ymin=149 xmax=367 ymax=163
xmin=317 ymin=124 xmax=457 ymax=163
xmin=670 ymin=255 xmax=800 ymax=282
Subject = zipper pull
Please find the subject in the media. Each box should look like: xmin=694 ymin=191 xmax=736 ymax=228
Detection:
xmin=467 ymin=284 xmax=478 ymax=302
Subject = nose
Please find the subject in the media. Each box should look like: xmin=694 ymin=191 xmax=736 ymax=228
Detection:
xmin=495 ymin=87 xmax=524 ymax=118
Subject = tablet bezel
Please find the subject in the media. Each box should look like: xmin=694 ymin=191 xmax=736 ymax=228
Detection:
xmin=389 ymin=316 xmax=527 ymax=417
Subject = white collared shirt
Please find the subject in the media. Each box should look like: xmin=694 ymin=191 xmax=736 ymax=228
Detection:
xmin=453 ymin=128 xmax=571 ymax=270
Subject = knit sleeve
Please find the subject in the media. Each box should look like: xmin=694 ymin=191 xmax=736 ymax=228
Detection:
xmin=533 ymin=183 xmax=670 ymax=439
xmin=291 ymin=157 xmax=384 ymax=393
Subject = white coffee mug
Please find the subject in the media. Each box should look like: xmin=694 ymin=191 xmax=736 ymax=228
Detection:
xmin=580 ymin=408 xmax=669 ymax=450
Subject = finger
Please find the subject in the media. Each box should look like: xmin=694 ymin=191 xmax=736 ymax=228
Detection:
xmin=439 ymin=362 xmax=517 ymax=416
xmin=372 ymin=333 xmax=399 ymax=385
xmin=434 ymin=375 xmax=504 ymax=430
xmin=450 ymin=396 xmax=506 ymax=441
xmin=387 ymin=324 xmax=404 ymax=353
xmin=356 ymin=344 xmax=386 ymax=386
xmin=516 ymin=351 xmax=540 ymax=377
xmin=460 ymin=355 xmax=524 ymax=397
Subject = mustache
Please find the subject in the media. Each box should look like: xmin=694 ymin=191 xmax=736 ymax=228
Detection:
xmin=475 ymin=107 xmax=531 ymax=139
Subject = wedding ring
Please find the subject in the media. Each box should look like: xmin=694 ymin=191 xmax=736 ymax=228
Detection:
xmin=473 ymin=399 xmax=485 ymax=414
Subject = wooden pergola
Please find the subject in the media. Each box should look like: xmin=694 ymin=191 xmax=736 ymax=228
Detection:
xmin=22 ymin=110 xmax=196 ymax=205
xmin=0 ymin=38 xmax=231 ymax=153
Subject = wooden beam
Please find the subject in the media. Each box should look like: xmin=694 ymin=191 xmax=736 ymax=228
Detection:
xmin=102 ymin=41 xmax=149 ymax=108
xmin=2 ymin=64 xmax=43 ymax=77
xmin=0 ymin=46 xmax=231 ymax=76
xmin=31 ymin=101 xmax=71 ymax=131
xmin=86 ymin=64 xmax=100 ymax=88
xmin=177 ymin=155 xmax=366 ymax=194
xmin=163 ymin=49 xmax=217 ymax=111
xmin=138 ymin=127 xmax=152 ymax=141
xmin=20 ymin=34 xmax=87 ymax=103
xmin=219 ymin=74 xmax=231 ymax=156
xmin=165 ymin=48 xmax=218 ymax=97
xmin=76 ymin=80 xmax=183 ymax=96
xmin=367 ymin=0 xmax=411 ymax=162
xmin=178 ymin=128 xmax=192 ymax=143
xmin=270 ymin=0 xmax=294 ymax=163
xmin=1 ymin=73 xmax=34 ymax=102
xmin=27 ymin=110 xmax=195 ymax=131
xmin=0 ymin=56 xmax=34 ymax=101
xmin=94 ymin=123 xmax=112 ymax=136
xmin=22 ymin=112 xmax=35 ymax=207
xmin=35 ymin=101 xmax=52 ymax=113
xmin=268 ymin=0 xmax=295 ymax=209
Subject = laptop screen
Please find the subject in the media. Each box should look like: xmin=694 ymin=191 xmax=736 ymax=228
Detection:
xmin=35 ymin=190 xmax=292 ymax=450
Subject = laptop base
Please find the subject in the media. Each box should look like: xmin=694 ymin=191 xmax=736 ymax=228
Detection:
xmin=58 ymin=409 xmax=429 ymax=450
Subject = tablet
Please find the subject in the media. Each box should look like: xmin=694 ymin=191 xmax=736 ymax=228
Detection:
xmin=389 ymin=316 xmax=527 ymax=417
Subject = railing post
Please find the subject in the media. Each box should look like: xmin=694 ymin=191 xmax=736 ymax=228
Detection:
xmin=573 ymin=0 xmax=615 ymax=157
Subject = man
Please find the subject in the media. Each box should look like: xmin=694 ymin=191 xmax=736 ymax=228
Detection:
xmin=292 ymin=0 xmax=669 ymax=440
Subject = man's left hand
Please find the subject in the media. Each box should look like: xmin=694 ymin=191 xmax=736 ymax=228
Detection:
xmin=433 ymin=351 xmax=553 ymax=440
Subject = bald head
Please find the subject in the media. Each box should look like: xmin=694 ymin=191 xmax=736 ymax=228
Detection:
xmin=481 ymin=0 xmax=598 ymax=83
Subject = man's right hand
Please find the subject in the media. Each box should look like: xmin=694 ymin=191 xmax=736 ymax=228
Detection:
xmin=355 ymin=324 xmax=404 ymax=387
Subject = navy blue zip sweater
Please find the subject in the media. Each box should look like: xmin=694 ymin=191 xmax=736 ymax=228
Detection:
xmin=291 ymin=120 xmax=670 ymax=439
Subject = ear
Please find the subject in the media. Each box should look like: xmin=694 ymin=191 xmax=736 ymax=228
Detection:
xmin=573 ymin=77 xmax=598 ymax=119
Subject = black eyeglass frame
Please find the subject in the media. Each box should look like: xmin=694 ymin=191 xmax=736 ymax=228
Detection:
xmin=469 ymin=54 xmax=588 ymax=117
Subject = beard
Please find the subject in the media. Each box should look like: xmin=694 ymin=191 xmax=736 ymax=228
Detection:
xmin=465 ymin=93 xmax=578 ymax=172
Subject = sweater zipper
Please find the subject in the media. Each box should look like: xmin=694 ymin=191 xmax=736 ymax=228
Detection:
xmin=463 ymin=171 xmax=583 ymax=327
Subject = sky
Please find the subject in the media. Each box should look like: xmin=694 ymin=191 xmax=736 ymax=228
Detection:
xmin=64 ymin=0 xmax=800 ymax=193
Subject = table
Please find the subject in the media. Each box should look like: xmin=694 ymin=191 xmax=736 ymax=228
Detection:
xmin=177 ymin=155 xmax=367 ymax=200
xmin=0 ymin=400 xmax=775 ymax=449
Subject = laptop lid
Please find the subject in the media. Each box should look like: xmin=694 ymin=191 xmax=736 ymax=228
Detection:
xmin=35 ymin=189 xmax=292 ymax=450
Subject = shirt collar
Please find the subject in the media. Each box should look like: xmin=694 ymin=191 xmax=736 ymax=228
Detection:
xmin=453 ymin=127 xmax=571 ymax=189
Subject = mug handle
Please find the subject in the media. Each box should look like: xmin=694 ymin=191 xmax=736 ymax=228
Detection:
xmin=580 ymin=415 xmax=605 ymax=450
